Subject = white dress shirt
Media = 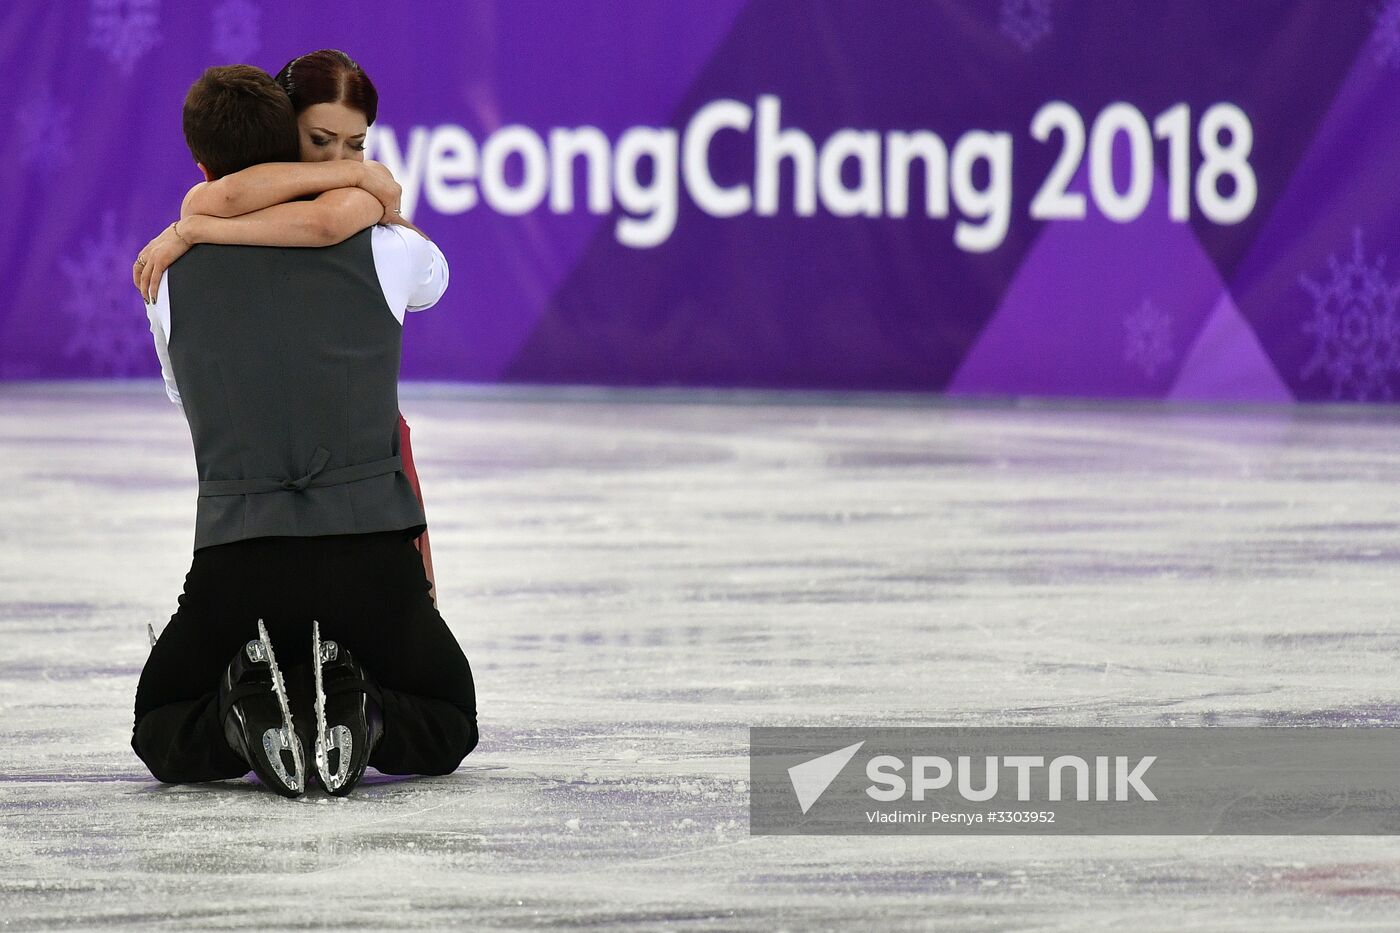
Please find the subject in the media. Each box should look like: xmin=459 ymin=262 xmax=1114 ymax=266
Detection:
xmin=145 ymin=224 xmax=449 ymax=407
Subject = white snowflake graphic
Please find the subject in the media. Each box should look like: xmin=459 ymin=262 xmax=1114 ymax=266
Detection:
xmin=59 ymin=212 xmax=151 ymax=376
xmin=211 ymin=0 xmax=260 ymax=63
xmin=1123 ymin=298 xmax=1174 ymax=379
xmin=1299 ymin=228 xmax=1400 ymax=401
xmin=88 ymin=0 xmax=161 ymax=76
xmin=1000 ymin=0 xmax=1053 ymax=52
xmin=1371 ymin=0 xmax=1400 ymax=68
xmin=15 ymin=87 xmax=74 ymax=176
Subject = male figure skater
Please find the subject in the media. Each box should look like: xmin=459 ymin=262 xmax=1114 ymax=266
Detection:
xmin=131 ymin=65 xmax=478 ymax=797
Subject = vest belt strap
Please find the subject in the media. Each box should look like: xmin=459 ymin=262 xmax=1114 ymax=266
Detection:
xmin=197 ymin=448 xmax=403 ymax=497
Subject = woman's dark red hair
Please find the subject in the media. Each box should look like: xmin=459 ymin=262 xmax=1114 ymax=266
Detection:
xmin=274 ymin=49 xmax=378 ymax=124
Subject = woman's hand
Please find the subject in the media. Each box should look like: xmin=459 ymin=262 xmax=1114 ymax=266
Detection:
xmin=133 ymin=220 xmax=196 ymax=304
xmin=358 ymin=161 xmax=403 ymax=218
xmin=380 ymin=210 xmax=433 ymax=240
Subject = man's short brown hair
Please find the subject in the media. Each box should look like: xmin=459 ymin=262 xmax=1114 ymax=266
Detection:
xmin=182 ymin=65 xmax=300 ymax=179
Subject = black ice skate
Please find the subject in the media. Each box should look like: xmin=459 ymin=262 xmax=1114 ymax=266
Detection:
xmin=218 ymin=620 xmax=307 ymax=798
xmin=312 ymin=620 xmax=383 ymax=796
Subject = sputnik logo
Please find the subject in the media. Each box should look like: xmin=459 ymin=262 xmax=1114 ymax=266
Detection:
xmin=788 ymin=741 xmax=865 ymax=814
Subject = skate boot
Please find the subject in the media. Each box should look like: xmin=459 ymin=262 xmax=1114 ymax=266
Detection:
xmin=312 ymin=620 xmax=383 ymax=796
xmin=218 ymin=620 xmax=307 ymax=798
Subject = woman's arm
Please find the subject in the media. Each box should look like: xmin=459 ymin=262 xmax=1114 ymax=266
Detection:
xmin=180 ymin=161 xmax=402 ymax=220
xmin=181 ymin=162 xmax=359 ymax=218
xmin=136 ymin=188 xmax=384 ymax=302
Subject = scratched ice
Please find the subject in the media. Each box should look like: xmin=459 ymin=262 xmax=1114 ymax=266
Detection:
xmin=3 ymin=382 xmax=1400 ymax=930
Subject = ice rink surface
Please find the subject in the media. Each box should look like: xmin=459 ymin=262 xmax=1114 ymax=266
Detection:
xmin=3 ymin=382 xmax=1400 ymax=931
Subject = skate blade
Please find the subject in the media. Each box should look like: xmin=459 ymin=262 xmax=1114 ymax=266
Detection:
xmin=256 ymin=619 xmax=305 ymax=795
xmin=312 ymin=620 xmax=360 ymax=794
xmin=318 ymin=725 xmax=356 ymax=792
xmin=261 ymin=725 xmax=303 ymax=791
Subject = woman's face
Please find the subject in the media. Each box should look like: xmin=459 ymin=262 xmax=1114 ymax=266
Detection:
xmin=297 ymin=102 xmax=368 ymax=162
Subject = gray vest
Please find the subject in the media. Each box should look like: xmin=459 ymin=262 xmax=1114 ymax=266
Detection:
xmin=167 ymin=229 xmax=426 ymax=551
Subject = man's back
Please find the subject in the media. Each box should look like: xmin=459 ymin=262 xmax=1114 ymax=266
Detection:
xmin=164 ymin=229 xmax=426 ymax=550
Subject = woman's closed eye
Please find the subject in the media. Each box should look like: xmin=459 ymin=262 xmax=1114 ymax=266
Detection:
xmin=311 ymin=136 xmax=364 ymax=151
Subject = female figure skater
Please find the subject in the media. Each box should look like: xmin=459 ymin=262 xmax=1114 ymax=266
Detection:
xmin=133 ymin=50 xmax=438 ymax=603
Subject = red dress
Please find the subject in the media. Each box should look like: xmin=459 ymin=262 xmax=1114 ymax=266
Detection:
xmin=397 ymin=412 xmax=436 ymax=604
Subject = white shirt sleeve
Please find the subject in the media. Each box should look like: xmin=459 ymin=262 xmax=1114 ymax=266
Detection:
xmin=145 ymin=271 xmax=182 ymax=407
xmin=370 ymin=225 xmax=450 ymax=324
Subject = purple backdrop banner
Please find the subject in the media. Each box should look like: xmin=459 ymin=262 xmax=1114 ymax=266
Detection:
xmin=3 ymin=0 xmax=1399 ymax=401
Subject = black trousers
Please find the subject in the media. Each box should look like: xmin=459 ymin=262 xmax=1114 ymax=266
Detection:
xmin=132 ymin=530 xmax=478 ymax=784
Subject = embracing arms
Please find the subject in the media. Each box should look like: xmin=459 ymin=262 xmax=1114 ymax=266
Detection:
xmin=179 ymin=160 xmax=399 ymax=220
xmin=134 ymin=162 xmax=413 ymax=302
